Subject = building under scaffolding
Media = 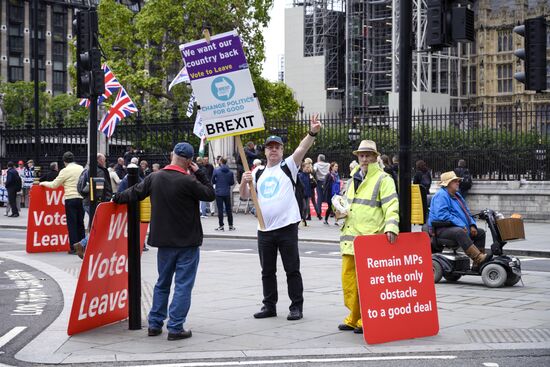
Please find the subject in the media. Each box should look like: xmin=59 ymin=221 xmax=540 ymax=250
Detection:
xmin=287 ymin=0 xmax=474 ymax=118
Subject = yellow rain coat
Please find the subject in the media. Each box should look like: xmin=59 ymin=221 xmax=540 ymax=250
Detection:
xmin=339 ymin=162 xmax=399 ymax=329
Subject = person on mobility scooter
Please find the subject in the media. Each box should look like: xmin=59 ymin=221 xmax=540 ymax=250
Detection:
xmin=428 ymin=171 xmax=492 ymax=270
xmin=428 ymin=171 xmax=523 ymax=287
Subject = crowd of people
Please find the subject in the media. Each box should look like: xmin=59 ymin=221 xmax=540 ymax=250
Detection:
xmin=0 ymin=133 xmax=481 ymax=341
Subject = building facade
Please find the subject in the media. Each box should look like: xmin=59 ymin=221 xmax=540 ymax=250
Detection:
xmin=471 ymin=0 xmax=550 ymax=131
xmin=0 ymin=0 xmax=143 ymax=96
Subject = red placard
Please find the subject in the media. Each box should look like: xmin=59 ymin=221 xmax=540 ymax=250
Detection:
xmin=26 ymin=185 xmax=70 ymax=253
xmin=354 ymin=232 xmax=439 ymax=344
xmin=67 ymin=202 xmax=148 ymax=335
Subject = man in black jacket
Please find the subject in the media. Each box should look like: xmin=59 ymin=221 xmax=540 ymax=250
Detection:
xmin=113 ymin=142 xmax=215 ymax=341
xmin=39 ymin=162 xmax=59 ymax=182
xmin=5 ymin=161 xmax=21 ymax=217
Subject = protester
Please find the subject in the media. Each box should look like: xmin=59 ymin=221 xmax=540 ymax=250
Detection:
xmin=113 ymin=142 xmax=215 ymax=341
xmin=297 ymin=162 xmax=313 ymax=225
xmin=152 ymin=163 xmax=161 ymax=172
xmin=115 ymin=157 xmax=126 ymax=179
xmin=39 ymin=152 xmax=85 ymax=255
xmin=429 ymin=171 xmax=489 ymax=268
xmin=322 ymin=162 xmax=340 ymax=225
xmin=203 ymin=157 xmax=216 ymax=216
xmin=212 ymin=157 xmax=235 ymax=231
xmin=39 ymin=162 xmax=59 ymax=182
xmin=337 ymin=140 xmax=399 ymax=334
xmin=454 ymin=159 xmax=473 ymax=199
xmin=73 ymin=153 xmax=113 ymax=259
xmin=381 ymin=154 xmax=398 ymax=190
xmin=413 ymin=160 xmax=432 ymax=221
xmin=22 ymin=160 xmax=35 ymax=208
xmin=108 ymin=163 xmax=121 ymax=193
xmin=5 ymin=161 xmax=21 ymax=218
xmin=196 ymin=157 xmax=209 ymax=218
xmin=240 ymin=115 xmax=322 ymax=321
xmin=313 ymin=154 xmax=330 ymax=220
xmin=140 ymin=160 xmax=151 ymax=178
xmin=123 ymin=146 xmax=136 ymax=167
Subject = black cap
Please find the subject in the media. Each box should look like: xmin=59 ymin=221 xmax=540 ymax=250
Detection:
xmin=264 ymin=135 xmax=283 ymax=146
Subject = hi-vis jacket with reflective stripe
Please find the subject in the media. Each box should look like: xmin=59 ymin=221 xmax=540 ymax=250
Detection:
xmin=339 ymin=162 xmax=400 ymax=255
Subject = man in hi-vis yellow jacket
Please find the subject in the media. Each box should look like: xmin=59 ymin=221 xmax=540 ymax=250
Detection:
xmin=337 ymin=140 xmax=399 ymax=334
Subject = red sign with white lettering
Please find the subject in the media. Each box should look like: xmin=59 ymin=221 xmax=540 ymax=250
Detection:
xmin=26 ymin=185 xmax=70 ymax=253
xmin=353 ymin=232 xmax=439 ymax=344
xmin=67 ymin=202 xmax=148 ymax=335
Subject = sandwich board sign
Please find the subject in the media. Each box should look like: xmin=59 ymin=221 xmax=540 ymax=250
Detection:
xmin=179 ymin=30 xmax=265 ymax=140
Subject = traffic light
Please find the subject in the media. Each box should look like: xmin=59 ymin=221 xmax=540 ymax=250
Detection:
xmin=427 ymin=0 xmax=475 ymax=50
xmin=513 ymin=17 xmax=548 ymax=92
xmin=427 ymin=0 xmax=452 ymax=49
xmin=73 ymin=10 xmax=103 ymax=98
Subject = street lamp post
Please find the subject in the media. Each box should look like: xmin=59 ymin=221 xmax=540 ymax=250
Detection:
xmin=299 ymin=102 xmax=304 ymax=122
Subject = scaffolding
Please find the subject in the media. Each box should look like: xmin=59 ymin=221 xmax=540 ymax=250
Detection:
xmin=294 ymin=1 xmax=345 ymax=101
xmin=391 ymin=0 xmax=471 ymax=112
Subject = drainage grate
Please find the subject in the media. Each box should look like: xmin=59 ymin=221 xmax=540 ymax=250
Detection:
xmin=466 ymin=328 xmax=550 ymax=343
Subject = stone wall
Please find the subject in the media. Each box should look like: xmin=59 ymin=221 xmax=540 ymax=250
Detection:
xmin=431 ymin=181 xmax=550 ymax=222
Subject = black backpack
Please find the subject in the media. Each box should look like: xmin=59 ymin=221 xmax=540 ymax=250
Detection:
xmin=77 ymin=169 xmax=90 ymax=197
xmin=460 ymin=169 xmax=473 ymax=191
xmin=255 ymin=161 xmax=306 ymax=219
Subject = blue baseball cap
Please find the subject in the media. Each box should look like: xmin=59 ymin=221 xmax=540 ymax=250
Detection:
xmin=264 ymin=135 xmax=283 ymax=146
xmin=173 ymin=142 xmax=194 ymax=159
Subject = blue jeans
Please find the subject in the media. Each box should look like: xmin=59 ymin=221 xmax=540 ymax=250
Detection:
xmin=148 ymin=246 xmax=200 ymax=333
xmin=200 ymin=201 xmax=208 ymax=216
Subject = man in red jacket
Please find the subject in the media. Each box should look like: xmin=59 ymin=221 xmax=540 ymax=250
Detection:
xmin=113 ymin=142 xmax=215 ymax=341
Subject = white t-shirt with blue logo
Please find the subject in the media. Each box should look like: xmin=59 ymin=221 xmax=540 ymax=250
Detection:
xmin=254 ymin=156 xmax=301 ymax=232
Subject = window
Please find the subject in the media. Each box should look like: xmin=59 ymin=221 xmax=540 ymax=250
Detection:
xmin=497 ymin=31 xmax=513 ymax=52
xmin=53 ymin=71 xmax=66 ymax=94
xmin=497 ymin=64 xmax=513 ymax=93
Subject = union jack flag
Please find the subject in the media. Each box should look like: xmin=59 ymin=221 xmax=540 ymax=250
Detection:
xmin=79 ymin=64 xmax=122 ymax=108
xmin=97 ymin=87 xmax=138 ymax=138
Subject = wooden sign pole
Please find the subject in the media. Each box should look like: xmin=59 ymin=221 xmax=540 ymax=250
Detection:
xmin=236 ymin=136 xmax=265 ymax=230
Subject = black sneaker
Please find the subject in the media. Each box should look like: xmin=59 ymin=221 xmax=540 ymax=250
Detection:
xmin=229 ymin=226 xmax=235 ymax=231
xmin=338 ymin=323 xmax=355 ymax=331
xmin=167 ymin=329 xmax=192 ymax=340
xmin=253 ymin=307 xmax=277 ymax=319
xmin=287 ymin=310 xmax=303 ymax=321
xmin=148 ymin=328 xmax=162 ymax=336
xmin=353 ymin=326 xmax=363 ymax=334
xmin=215 ymin=226 xmax=224 ymax=231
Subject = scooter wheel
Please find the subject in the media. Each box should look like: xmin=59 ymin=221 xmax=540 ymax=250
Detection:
xmin=443 ymin=274 xmax=462 ymax=282
xmin=505 ymin=273 xmax=521 ymax=287
xmin=432 ymin=260 xmax=443 ymax=283
xmin=481 ymin=263 xmax=507 ymax=288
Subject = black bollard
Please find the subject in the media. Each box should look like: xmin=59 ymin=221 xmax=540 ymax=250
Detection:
xmin=126 ymin=165 xmax=141 ymax=330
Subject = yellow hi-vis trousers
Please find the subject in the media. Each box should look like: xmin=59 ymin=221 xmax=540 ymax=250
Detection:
xmin=342 ymin=254 xmax=362 ymax=328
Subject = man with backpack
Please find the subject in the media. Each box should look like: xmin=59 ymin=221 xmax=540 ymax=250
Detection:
xmin=454 ymin=159 xmax=473 ymax=199
xmin=240 ymin=115 xmax=322 ymax=322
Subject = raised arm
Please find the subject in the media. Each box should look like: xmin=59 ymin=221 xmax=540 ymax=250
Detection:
xmin=292 ymin=114 xmax=322 ymax=166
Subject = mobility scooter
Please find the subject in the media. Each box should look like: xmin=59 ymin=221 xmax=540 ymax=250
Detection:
xmin=430 ymin=209 xmax=523 ymax=288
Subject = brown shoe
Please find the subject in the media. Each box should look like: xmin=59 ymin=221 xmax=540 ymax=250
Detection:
xmin=465 ymin=245 xmax=491 ymax=268
xmin=74 ymin=242 xmax=85 ymax=260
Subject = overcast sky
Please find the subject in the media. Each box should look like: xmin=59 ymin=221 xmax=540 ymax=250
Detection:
xmin=261 ymin=2 xmax=285 ymax=81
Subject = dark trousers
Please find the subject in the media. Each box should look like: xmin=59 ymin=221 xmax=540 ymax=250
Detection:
xmin=7 ymin=189 xmax=18 ymax=216
xmin=216 ymin=195 xmax=233 ymax=227
xmin=257 ymin=222 xmax=303 ymax=312
xmin=315 ymin=181 xmax=325 ymax=217
xmin=324 ymin=202 xmax=333 ymax=221
xmin=64 ymin=198 xmax=85 ymax=250
xmin=437 ymin=226 xmax=486 ymax=252
xmin=301 ymin=197 xmax=311 ymax=220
